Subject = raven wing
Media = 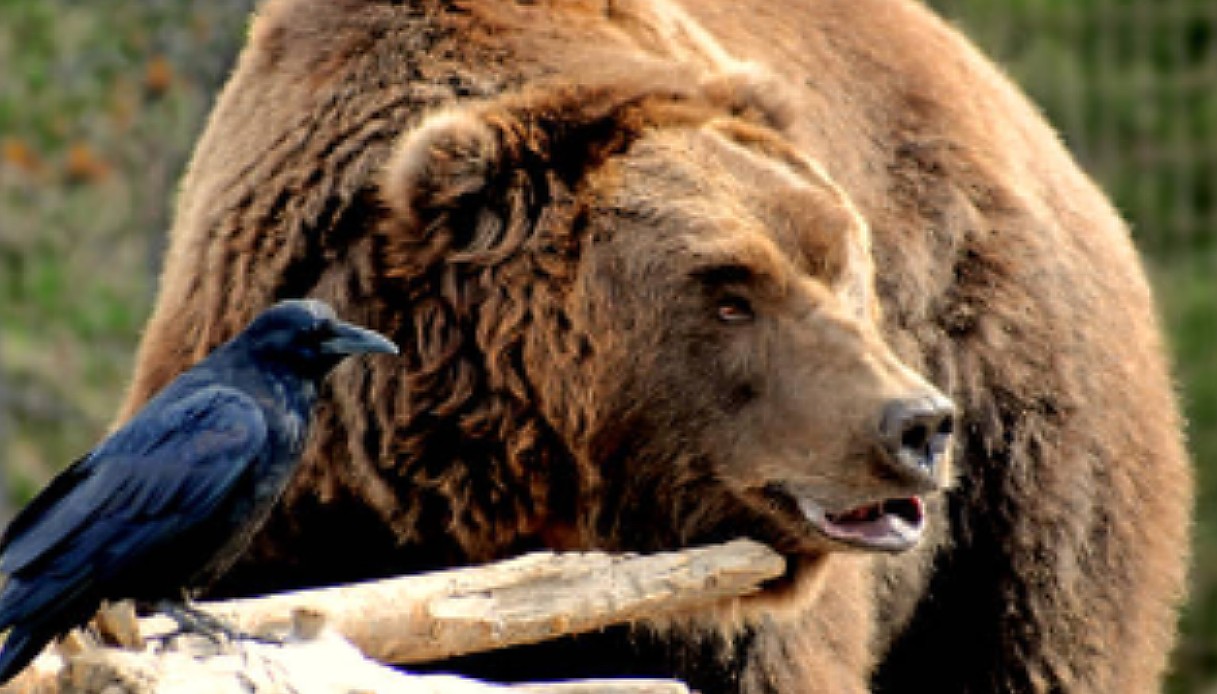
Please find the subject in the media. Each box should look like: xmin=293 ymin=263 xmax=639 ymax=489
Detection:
xmin=0 ymin=385 xmax=268 ymax=578
xmin=0 ymin=452 xmax=94 ymax=559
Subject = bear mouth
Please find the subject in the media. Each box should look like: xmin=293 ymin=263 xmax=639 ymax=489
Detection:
xmin=796 ymin=495 xmax=925 ymax=553
xmin=756 ymin=484 xmax=927 ymax=554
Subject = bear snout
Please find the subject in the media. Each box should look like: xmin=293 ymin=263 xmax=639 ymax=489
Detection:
xmin=876 ymin=393 xmax=956 ymax=491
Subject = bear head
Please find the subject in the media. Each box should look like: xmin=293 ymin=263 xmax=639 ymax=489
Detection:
xmin=372 ymin=75 xmax=956 ymax=605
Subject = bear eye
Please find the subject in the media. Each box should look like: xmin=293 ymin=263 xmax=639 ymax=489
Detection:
xmin=716 ymin=296 xmax=754 ymax=324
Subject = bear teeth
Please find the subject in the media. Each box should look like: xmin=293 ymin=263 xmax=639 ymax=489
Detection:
xmin=781 ymin=486 xmax=927 ymax=552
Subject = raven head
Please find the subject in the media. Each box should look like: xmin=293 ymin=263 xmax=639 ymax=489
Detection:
xmin=242 ymin=299 xmax=398 ymax=378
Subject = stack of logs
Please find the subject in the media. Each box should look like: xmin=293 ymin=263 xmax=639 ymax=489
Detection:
xmin=5 ymin=539 xmax=785 ymax=693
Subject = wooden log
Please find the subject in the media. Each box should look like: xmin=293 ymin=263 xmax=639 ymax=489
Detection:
xmin=55 ymin=624 xmax=693 ymax=693
xmin=3 ymin=540 xmax=783 ymax=692
xmin=58 ymin=625 xmax=507 ymax=694
xmin=149 ymin=538 xmax=786 ymax=664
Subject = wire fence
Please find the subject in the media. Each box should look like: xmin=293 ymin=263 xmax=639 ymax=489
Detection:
xmin=930 ymin=0 xmax=1217 ymax=257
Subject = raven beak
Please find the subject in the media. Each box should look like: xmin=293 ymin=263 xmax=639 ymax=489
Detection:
xmin=322 ymin=322 xmax=399 ymax=356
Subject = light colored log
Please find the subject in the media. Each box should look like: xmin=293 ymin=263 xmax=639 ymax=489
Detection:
xmin=59 ymin=627 xmax=512 ymax=694
xmin=52 ymin=626 xmax=692 ymax=693
xmin=6 ymin=616 xmax=694 ymax=693
xmin=2 ymin=540 xmax=782 ymax=692
xmin=152 ymin=538 xmax=785 ymax=665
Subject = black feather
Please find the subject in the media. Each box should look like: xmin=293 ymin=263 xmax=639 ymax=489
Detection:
xmin=0 ymin=299 xmax=396 ymax=684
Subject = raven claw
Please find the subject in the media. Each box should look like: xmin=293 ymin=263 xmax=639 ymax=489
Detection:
xmin=155 ymin=601 xmax=280 ymax=646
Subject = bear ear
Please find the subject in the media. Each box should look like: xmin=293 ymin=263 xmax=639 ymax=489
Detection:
xmin=380 ymin=109 xmax=503 ymax=228
xmin=699 ymin=63 xmax=796 ymax=132
xmin=380 ymin=81 xmax=712 ymax=233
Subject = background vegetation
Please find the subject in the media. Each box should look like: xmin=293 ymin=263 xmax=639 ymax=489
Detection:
xmin=0 ymin=0 xmax=1213 ymax=690
xmin=0 ymin=0 xmax=254 ymax=505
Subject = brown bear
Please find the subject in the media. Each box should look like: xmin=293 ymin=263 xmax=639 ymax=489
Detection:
xmin=119 ymin=0 xmax=1192 ymax=692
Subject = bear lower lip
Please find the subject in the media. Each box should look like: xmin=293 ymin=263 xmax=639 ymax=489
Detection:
xmin=796 ymin=495 xmax=926 ymax=553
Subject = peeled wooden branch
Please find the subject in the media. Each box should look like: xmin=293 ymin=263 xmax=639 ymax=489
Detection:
xmin=162 ymin=538 xmax=786 ymax=664
xmin=6 ymin=540 xmax=784 ymax=692
xmin=58 ymin=626 xmax=692 ymax=694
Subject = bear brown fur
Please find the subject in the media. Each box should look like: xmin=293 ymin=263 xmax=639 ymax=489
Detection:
xmin=119 ymin=1 xmax=1192 ymax=692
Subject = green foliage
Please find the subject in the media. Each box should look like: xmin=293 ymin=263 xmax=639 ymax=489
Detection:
xmin=933 ymin=0 xmax=1217 ymax=255
xmin=1156 ymin=253 xmax=1217 ymax=693
xmin=0 ymin=0 xmax=254 ymax=504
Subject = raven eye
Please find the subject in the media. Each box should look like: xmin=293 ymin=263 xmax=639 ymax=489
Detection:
xmin=306 ymin=323 xmax=332 ymax=343
xmin=716 ymin=296 xmax=754 ymax=324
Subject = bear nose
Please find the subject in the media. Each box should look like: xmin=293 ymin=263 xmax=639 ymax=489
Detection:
xmin=879 ymin=394 xmax=956 ymax=486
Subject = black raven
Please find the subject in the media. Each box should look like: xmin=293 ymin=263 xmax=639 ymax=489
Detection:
xmin=0 ymin=299 xmax=397 ymax=683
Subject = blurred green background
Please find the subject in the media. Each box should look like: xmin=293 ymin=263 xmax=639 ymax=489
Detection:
xmin=0 ymin=0 xmax=1213 ymax=690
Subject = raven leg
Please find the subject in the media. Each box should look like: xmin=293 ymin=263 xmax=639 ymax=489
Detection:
xmin=153 ymin=600 xmax=281 ymax=645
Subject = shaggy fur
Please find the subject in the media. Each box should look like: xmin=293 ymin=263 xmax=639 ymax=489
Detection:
xmin=121 ymin=1 xmax=1192 ymax=692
